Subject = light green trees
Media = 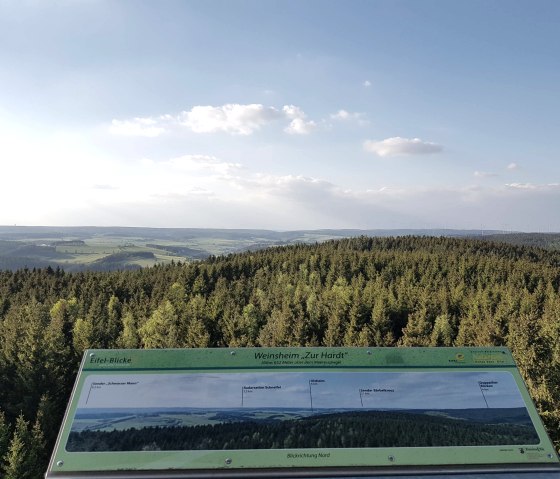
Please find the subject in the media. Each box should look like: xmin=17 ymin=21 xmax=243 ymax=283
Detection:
xmin=138 ymin=300 xmax=178 ymax=348
xmin=117 ymin=311 xmax=140 ymax=348
xmin=72 ymin=318 xmax=95 ymax=353
xmin=2 ymin=414 xmax=44 ymax=479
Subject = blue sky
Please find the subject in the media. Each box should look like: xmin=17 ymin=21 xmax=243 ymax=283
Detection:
xmin=79 ymin=372 xmax=524 ymax=410
xmin=1 ymin=0 xmax=559 ymax=230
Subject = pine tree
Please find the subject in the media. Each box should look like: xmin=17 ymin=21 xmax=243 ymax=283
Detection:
xmin=0 ymin=302 xmax=50 ymax=418
xmin=138 ymin=300 xmax=178 ymax=348
xmin=35 ymin=394 xmax=59 ymax=453
xmin=369 ymin=294 xmax=394 ymax=346
xmin=44 ymin=301 xmax=75 ymax=408
xmin=0 ymin=410 xmax=10 ymax=476
xmin=430 ymin=313 xmax=454 ymax=346
xmin=106 ymin=295 xmax=123 ymax=347
xmin=117 ymin=311 xmax=140 ymax=348
xmin=257 ymin=307 xmax=293 ymax=347
xmin=183 ymin=295 xmax=211 ymax=347
xmin=28 ymin=415 xmax=46 ymax=479
xmin=72 ymin=317 xmax=95 ymax=354
xmin=3 ymin=415 xmax=31 ymax=479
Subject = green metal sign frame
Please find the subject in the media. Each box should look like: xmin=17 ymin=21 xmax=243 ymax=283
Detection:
xmin=46 ymin=347 xmax=559 ymax=477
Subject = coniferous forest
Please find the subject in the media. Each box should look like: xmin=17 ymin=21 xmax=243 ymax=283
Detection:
xmin=0 ymin=236 xmax=559 ymax=477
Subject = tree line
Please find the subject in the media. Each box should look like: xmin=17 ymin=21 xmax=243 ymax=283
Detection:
xmin=0 ymin=236 xmax=559 ymax=476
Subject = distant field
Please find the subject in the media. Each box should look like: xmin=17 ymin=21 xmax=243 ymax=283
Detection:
xmin=0 ymin=225 xmax=556 ymax=272
xmin=71 ymin=409 xmax=311 ymax=432
xmin=0 ymin=236 xmax=184 ymax=271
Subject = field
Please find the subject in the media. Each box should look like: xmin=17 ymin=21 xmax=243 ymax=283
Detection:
xmin=71 ymin=408 xmax=312 ymax=432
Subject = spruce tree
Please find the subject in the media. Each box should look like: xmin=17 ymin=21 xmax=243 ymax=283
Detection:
xmin=117 ymin=311 xmax=140 ymax=348
xmin=3 ymin=415 xmax=31 ymax=479
xmin=72 ymin=317 xmax=95 ymax=354
xmin=138 ymin=300 xmax=178 ymax=348
xmin=0 ymin=410 xmax=10 ymax=476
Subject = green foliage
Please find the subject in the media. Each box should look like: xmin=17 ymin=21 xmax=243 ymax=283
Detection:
xmin=117 ymin=311 xmax=140 ymax=348
xmin=138 ymin=300 xmax=178 ymax=348
xmin=430 ymin=314 xmax=454 ymax=346
xmin=0 ymin=235 xmax=560 ymax=478
xmin=2 ymin=416 xmax=28 ymax=479
xmin=72 ymin=318 xmax=95 ymax=353
xmin=0 ymin=410 xmax=10 ymax=476
xmin=2 ymin=414 xmax=43 ymax=479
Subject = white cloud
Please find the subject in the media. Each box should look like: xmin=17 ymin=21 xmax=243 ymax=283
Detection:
xmin=109 ymin=117 xmax=166 ymax=137
xmin=507 ymin=162 xmax=519 ymax=170
xmin=363 ymin=80 xmax=372 ymax=87
xmin=282 ymin=105 xmax=317 ymax=135
xmin=474 ymin=171 xmax=498 ymax=178
xmin=282 ymin=105 xmax=305 ymax=120
xmin=110 ymin=103 xmax=318 ymax=137
xmin=364 ymin=137 xmax=443 ymax=157
xmin=330 ymin=109 xmax=352 ymax=120
xmin=284 ymin=118 xmax=317 ymax=135
xmin=179 ymin=104 xmax=282 ymax=135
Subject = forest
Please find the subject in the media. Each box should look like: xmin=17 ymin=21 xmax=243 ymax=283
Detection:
xmin=0 ymin=236 xmax=559 ymax=477
xmin=66 ymin=409 xmax=540 ymax=452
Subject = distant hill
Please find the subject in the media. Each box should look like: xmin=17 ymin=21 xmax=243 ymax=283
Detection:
xmin=0 ymin=225 xmax=525 ymax=272
xmin=0 ymin=225 xmax=504 ymax=242
xmin=477 ymin=233 xmax=560 ymax=250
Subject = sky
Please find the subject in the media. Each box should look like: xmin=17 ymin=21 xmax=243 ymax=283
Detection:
xmin=1 ymin=0 xmax=559 ymax=231
xmin=78 ymin=371 xmax=525 ymax=410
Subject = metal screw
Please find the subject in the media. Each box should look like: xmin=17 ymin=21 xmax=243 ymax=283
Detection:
xmin=547 ymin=454 xmax=554 ymax=459
xmin=225 ymin=458 xmax=232 ymax=465
xmin=56 ymin=460 xmax=64 ymax=467
xmin=230 ymin=351 xmax=236 ymax=356
xmin=388 ymin=455 xmax=395 ymax=462
xmin=89 ymin=352 xmax=95 ymax=357
xmin=367 ymin=350 xmax=372 ymax=355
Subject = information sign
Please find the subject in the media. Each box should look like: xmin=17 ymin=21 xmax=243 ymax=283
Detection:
xmin=46 ymin=347 xmax=559 ymax=477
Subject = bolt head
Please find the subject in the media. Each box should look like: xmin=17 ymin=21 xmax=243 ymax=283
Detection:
xmin=56 ymin=460 xmax=64 ymax=467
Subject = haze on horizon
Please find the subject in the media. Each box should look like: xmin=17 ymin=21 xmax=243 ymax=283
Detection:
xmin=1 ymin=1 xmax=559 ymax=232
